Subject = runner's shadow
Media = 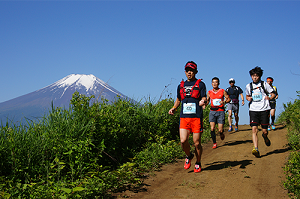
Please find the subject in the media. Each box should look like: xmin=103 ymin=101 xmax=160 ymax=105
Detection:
xmin=219 ymin=140 xmax=253 ymax=147
xmin=271 ymin=125 xmax=286 ymax=130
xmin=260 ymin=146 xmax=291 ymax=158
xmin=203 ymin=159 xmax=252 ymax=171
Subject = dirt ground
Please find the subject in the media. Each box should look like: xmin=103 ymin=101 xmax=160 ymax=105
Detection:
xmin=114 ymin=124 xmax=291 ymax=199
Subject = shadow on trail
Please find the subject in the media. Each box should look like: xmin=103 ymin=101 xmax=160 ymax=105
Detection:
xmin=231 ymin=128 xmax=252 ymax=133
xmin=219 ymin=140 xmax=253 ymax=147
xmin=260 ymin=146 xmax=292 ymax=158
xmin=203 ymin=159 xmax=253 ymax=171
xmin=271 ymin=125 xmax=286 ymax=131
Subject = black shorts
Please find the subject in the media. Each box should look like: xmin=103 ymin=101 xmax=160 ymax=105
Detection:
xmin=269 ymin=101 xmax=276 ymax=109
xmin=249 ymin=110 xmax=270 ymax=129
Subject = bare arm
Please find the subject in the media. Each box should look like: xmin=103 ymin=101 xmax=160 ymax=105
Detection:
xmin=266 ymin=93 xmax=275 ymax=101
xmin=205 ymin=92 xmax=210 ymax=107
xmin=200 ymin=96 xmax=207 ymax=109
xmin=246 ymin=95 xmax=252 ymax=102
xmin=168 ymin=98 xmax=181 ymax=115
xmin=240 ymin=93 xmax=245 ymax=106
xmin=223 ymin=90 xmax=231 ymax=104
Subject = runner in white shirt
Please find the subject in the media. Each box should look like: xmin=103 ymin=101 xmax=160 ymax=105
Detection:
xmin=245 ymin=66 xmax=275 ymax=158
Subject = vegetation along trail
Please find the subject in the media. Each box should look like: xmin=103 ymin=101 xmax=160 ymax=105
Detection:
xmin=117 ymin=124 xmax=290 ymax=199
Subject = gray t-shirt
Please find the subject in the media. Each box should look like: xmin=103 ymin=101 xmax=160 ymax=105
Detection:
xmin=245 ymin=81 xmax=274 ymax=111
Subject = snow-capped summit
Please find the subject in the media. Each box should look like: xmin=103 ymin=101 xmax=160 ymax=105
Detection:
xmin=42 ymin=74 xmax=124 ymax=98
xmin=0 ymin=74 xmax=129 ymax=123
xmin=49 ymin=74 xmax=106 ymax=92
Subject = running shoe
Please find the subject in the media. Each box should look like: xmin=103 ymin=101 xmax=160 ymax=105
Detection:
xmin=184 ymin=153 xmax=194 ymax=169
xmin=268 ymin=126 xmax=271 ymax=131
xmin=212 ymin=143 xmax=217 ymax=149
xmin=252 ymin=147 xmax=260 ymax=158
xmin=262 ymin=133 xmax=271 ymax=146
xmin=220 ymin=132 xmax=225 ymax=140
xmin=235 ymin=126 xmax=238 ymax=131
xmin=194 ymin=163 xmax=202 ymax=173
xmin=271 ymin=124 xmax=275 ymax=130
xmin=228 ymin=126 xmax=232 ymax=132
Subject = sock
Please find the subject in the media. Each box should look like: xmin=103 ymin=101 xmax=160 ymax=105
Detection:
xmin=211 ymin=131 xmax=216 ymax=143
xmin=195 ymin=162 xmax=201 ymax=166
xmin=186 ymin=153 xmax=193 ymax=159
xmin=271 ymin=116 xmax=275 ymax=124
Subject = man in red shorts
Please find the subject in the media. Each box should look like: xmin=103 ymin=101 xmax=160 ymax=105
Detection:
xmin=169 ymin=61 xmax=207 ymax=173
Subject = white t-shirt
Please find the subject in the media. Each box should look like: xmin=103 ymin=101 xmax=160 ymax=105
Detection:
xmin=245 ymin=81 xmax=274 ymax=111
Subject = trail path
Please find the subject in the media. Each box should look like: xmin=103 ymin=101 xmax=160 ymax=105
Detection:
xmin=115 ymin=124 xmax=290 ymax=199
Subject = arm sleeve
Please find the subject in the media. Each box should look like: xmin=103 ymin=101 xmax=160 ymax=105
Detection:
xmin=200 ymin=82 xmax=207 ymax=98
xmin=238 ymin=86 xmax=243 ymax=94
xmin=245 ymin=84 xmax=251 ymax=96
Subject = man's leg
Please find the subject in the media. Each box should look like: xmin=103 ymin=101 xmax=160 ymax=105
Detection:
xmin=228 ymin=109 xmax=233 ymax=127
xmin=228 ymin=109 xmax=233 ymax=131
xmin=252 ymin=125 xmax=258 ymax=148
xmin=218 ymin=123 xmax=225 ymax=140
xmin=179 ymin=128 xmax=191 ymax=156
xmin=210 ymin=122 xmax=217 ymax=143
xmin=180 ymin=128 xmax=194 ymax=169
xmin=262 ymin=110 xmax=271 ymax=146
xmin=251 ymin=125 xmax=260 ymax=157
xmin=193 ymin=132 xmax=202 ymax=163
xmin=234 ymin=112 xmax=239 ymax=127
xmin=270 ymin=108 xmax=276 ymax=128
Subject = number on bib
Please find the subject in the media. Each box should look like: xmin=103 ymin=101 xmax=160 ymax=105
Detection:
xmin=183 ymin=103 xmax=196 ymax=114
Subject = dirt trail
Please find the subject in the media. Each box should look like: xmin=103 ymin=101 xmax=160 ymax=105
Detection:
xmin=115 ymin=124 xmax=290 ymax=199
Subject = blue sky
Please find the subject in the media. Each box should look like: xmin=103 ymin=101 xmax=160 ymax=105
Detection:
xmin=1 ymin=1 xmax=300 ymax=125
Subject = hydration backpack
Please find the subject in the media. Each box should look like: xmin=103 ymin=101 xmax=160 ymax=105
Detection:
xmin=180 ymin=79 xmax=202 ymax=100
xmin=250 ymin=81 xmax=269 ymax=95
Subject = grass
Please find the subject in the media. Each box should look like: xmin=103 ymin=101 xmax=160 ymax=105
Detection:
xmin=277 ymin=91 xmax=300 ymax=199
xmin=0 ymin=91 xmax=216 ymax=198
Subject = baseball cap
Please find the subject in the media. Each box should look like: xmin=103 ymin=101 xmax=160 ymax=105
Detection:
xmin=185 ymin=62 xmax=197 ymax=70
xmin=229 ymin=78 xmax=235 ymax=82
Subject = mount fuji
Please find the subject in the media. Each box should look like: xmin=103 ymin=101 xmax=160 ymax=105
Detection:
xmin=0 ymin=74 xmax=130 ymax=123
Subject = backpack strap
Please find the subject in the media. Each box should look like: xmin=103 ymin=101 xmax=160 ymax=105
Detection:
xmin=250 ymin=81 xmax=269 ymax=95
xmin=261 ymin=81 xmax=269 ymax=95
xmin=193 ymin=79 xmax=202 ymax=89
xmin=180 ymin=80 xmax=185 ymax=100
xmin=250 ymin=82 xmax=253 ymax=93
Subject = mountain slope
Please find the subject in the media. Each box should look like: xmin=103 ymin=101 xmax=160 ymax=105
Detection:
xmin=0 ymin=74 xmax=129 ymax=123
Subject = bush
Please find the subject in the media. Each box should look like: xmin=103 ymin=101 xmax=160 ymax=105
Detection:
xmin=284 ymin=151 xmax=300 ymax=199
xmin=0 ymin=91 xmax=217 ymax=198
xmin=277 ymin=91 xmax=300 ymax=198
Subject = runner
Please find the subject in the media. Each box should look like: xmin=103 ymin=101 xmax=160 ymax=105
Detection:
xmin=206 ymin=77 xmax=230 ymax=149
xmin=226 ymin=78 xmax=245 ymax=132
xmin=168 ymin=61 xmax=207 ymax=173
xmin=266 ymin=77 xmax=279 ymax=130
xmin=245 ymin=66 xmax=275 ymax=158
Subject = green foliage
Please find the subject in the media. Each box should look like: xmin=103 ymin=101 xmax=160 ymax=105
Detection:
xmin=284 ymin=151 xmax=300 ymax=199
xmin=277 ymin=91 xmax=300 ymax=150
xmin=0 ymin=91 xmax=216 ymax=197
xmin=277 ymin=91 xmax=300 ymax=198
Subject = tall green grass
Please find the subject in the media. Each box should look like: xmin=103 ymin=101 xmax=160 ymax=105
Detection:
xmin=277 ymin=91 xmax=300 ymax=198
xmin=0 ymin=92 xmax=215 ymax=198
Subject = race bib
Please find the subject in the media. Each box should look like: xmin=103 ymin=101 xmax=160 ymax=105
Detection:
xmin=252 ymin=90 xmax=262 ymax=101
xmin=212 ymin=99 xmax=221 ymax=106
xmin=183 ymin=103 xmax=196 ymax=114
